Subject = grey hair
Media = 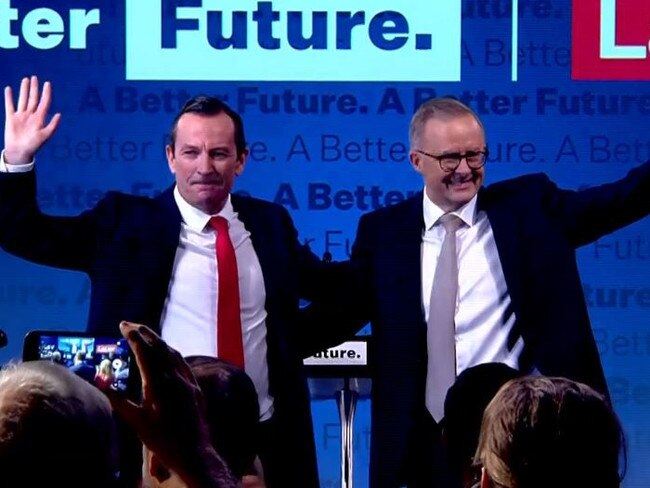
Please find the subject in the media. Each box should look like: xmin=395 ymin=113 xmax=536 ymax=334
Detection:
xmin=0 ymin=361 xmax=118 ymax=487
xmin=409 ymin=97 xmax=485 ymax=149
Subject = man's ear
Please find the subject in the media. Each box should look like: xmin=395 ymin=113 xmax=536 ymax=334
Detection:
xmin=166 ymin=145 xmax=176 ymax=174
xmin=409 ymin=150 xmax=423 ymax=174
xmin=235 ymin=148 xmax=249 ymax=177
xmin=149 ymin=451 xmax=172 ymax=484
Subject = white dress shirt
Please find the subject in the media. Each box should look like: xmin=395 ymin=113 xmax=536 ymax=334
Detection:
xmin=160 ymin=188 xmax=273 ymax=420
xmin=0 ymin=150 xmax=33 ymax=172
xmin=421 ymin=191 xmax=524 ymax=375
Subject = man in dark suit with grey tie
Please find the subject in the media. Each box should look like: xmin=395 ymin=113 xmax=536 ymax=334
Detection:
xmin=312 ymin=97 xmax=650 ymax=487
xmin=0 ymin=76 xmax=333 ymax=488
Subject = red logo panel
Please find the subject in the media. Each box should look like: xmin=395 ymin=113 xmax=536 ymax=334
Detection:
xmin=572 ymin=0 xmax=650 ymax=80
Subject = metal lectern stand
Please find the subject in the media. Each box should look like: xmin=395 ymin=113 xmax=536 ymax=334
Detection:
xmin=336 ymin=377 xmax=358 ymax=488
xmin=303 ymin=338 xmax=371 ymax=488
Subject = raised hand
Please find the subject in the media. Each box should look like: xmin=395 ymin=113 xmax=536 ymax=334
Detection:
xmin=109 ymin=321 xmax=239 ymax=488
xmin=4 ymin=75 xmax=61 ymax=164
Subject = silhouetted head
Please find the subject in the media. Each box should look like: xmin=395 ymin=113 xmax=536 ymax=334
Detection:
xmin=443 ymin=363 xmax=520 ymax=487
xmin=0 ymin=361 xmax=117 ymax=487
xmin=142 ymin=356 xmax=259 ymax=488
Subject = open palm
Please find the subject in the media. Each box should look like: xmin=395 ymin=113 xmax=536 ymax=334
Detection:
xmin=4 ymin=76 xmax=60 ymax=164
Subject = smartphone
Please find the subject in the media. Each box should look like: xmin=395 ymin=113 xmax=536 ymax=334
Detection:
xmin=23 ymin=330 xmax=133 ymax=395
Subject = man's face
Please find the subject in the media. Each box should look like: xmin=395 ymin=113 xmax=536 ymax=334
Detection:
xmin=166 ymin=112 xmax=247 ymax=215
xmin=409 ymin=114 xmax=486 ymax=212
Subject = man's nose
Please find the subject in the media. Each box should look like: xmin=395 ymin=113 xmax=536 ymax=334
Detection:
xmin=455 ymin=156 xmax=472 ymax=173
xmin=196 ymin=151 xmax=213 ymax=172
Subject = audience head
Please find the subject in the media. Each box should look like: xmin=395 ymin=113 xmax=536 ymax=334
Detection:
xmin=51 ymin=350 xmax=63 ymax=364
xmin=475 ymin=376 xmax=625 ymax=488
xmin=99 ymin=358 xmax=114 ymax=377
xmin=0 ymin=361 xmax=117 ymax=487
xmin=142 ymin=356 xmax=260 ymax=487
xmin=443 ymin=363 xmax=520 ymax=487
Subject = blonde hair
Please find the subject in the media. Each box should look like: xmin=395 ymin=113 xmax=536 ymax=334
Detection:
xmin=98 ymin=358 xmax=113 ymax=377
xmin=475 ymin=376 xmax=624 ymax=488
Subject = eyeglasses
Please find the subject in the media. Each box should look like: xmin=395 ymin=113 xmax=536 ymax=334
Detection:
xmin=415 ymin=148 xmax=489 ymax=172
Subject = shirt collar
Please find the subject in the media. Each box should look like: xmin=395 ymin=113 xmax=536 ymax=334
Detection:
xmin=173 ymin=186 xmax=236 ymax=232
xmin=422 ymin=188 xmax=478 ymax=231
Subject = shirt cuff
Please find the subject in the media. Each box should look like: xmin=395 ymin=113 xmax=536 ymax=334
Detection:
xmin=0 ymin=150 xmax=35 ymax=173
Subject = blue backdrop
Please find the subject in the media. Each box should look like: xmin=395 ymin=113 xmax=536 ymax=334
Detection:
xmin=1 ymin=1 xmax=649 ymax=486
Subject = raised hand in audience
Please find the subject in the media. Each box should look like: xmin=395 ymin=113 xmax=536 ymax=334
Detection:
xmin=109 ymin=320 xmax=239 ymax=488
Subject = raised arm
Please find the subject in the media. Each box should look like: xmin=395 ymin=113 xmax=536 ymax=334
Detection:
xmin=109 ymin=321 xmax=240 ymax=488
xmin=4 ymin=75 xmax=60 ymax=164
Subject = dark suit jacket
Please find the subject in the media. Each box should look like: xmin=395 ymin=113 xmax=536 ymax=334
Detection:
xmin=329 ymin=161 xmax=650 ymax=487
xmin=0 ymin=171 xmax=329 ymax=487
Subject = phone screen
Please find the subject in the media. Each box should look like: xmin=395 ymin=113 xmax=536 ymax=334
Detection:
xmin=30 ymin=333 xmax=131 ymax=394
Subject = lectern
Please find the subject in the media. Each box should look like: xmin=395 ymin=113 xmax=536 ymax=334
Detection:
xmin=304 ymin=338 xmax=372 ymax=488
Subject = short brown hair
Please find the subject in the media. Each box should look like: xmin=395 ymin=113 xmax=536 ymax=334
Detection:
xmin=168 ymin=96 xmax=247 ymax=158
xmin=475 ymin=376 xmax=625 ymax=488
xmin=185 ymin=356 xmax=260 ymax=478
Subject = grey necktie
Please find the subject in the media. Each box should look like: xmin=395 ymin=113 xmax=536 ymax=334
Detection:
xmin=426 ymin=213 xmax=463 ymax=422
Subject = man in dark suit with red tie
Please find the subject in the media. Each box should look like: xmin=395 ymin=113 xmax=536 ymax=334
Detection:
xmin=0 ymin=76 xmax=331 ymax=487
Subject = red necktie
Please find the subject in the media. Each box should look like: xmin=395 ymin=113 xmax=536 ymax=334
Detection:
xmin=209 ymin=216 xmax=245 ymax=368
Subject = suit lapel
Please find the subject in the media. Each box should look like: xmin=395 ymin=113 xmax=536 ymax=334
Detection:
xmin=156 ymin=186 xmax=184 ymax=250
xmin=144 ymin=187 xmax=183 ymax=330
xmin=396 ymin=194 xmax=427 ymax=326
xmin=230 ymin=194 xmax=274 ymax=289
xmin=478 ymin=186 xmax=523 ymax=314
xmin=106 ymin=186 xmax=182 ymax=334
